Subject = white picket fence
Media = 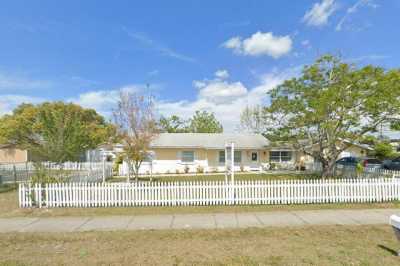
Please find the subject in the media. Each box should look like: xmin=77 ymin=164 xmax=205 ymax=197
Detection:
xmin=19 ymin=178 xmax=400 ymax=208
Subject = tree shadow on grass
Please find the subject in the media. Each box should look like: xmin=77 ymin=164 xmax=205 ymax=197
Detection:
xmin=378 ymin=244 xmax=398 ymax=256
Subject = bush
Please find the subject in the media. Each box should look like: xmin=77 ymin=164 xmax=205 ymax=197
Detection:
xmin=113 ymin=155 xmax=124 ymax=174
xmin=30 ymin=164 xmax=67 ymax=184
xmin=184 ymin=165 xmax=190 ymax=174
xmin=269 ymin=162 xmax=276 ymax=170
xmin=240 ymin=165 xmax=244 ymax=172
xmin=196 ymin=165 xmax=204 ymax=174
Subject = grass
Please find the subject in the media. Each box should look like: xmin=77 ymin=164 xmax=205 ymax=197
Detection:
xmin=110 ymin=172 xmax=322 ymax=182
xmin=0 ymin=225 xmax=399 ymax=265
xmin=0 ymin=183 xmax=17 ymax=193
xmin=1 ymin=184 xmax=399 ymax=218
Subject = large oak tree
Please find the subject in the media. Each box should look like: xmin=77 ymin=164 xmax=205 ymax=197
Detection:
xmin=256 ymin=55 xmax=400 ymax=177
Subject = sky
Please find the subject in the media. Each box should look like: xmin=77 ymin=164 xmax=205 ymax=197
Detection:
xmin=0 ymin=0 xmax=399 ymax=133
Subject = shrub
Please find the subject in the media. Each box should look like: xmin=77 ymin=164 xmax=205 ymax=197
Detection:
xmin=240 ymin=165 xmax=244 ymax=172
xmin=184 ymin=165 xmax=190 ymax=174
xmin=113 ymin=155 xmax=124 ymax=174
xmin=30 ymin=164 xmax=67 ymax=184
xmin=196 ymin=165 xmax=204 ymax=174
xmin=269 ymin=162 xmax=276 ymax=170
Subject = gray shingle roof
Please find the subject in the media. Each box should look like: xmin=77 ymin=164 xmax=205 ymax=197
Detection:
xmin=150 ymin=133 xmax=270 ymax=149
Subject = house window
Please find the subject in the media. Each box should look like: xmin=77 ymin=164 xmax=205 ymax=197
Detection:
xmin=234 ymin=151 xmax=242 ymax=163
xmin=181 ymin=151 xmax=194 ymax=162
xmin=251 ymin=152 xmax=258 ymax=162
xmin=270 ymin=151 xmax=292 ymax=162
xmin=218 ymin=151 xmax=225 ymax=163
xmin=142 ymin=151 xmax=155 ymax=162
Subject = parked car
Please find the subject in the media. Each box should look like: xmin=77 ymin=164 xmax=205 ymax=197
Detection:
xmin=383 ymin=157 xmax=400 ymax=170
xmin=335 ymin=157 xmax=360 ymax=168
xmin=336 ymin=157 xmax=382 ymax=169
xmin=362 ymin=158 xmax=383 ymax=170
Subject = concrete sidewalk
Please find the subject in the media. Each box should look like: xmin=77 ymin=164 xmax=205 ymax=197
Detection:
xmin=0 ymin=208 xmax=398 ymax=233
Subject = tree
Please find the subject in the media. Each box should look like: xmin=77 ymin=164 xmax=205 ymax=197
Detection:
xmin=0 ymin=102 xmax=113 ymax=163
xmin=239 ymin=106 xmax=265 ymax=134
xmin=373 ymin=141 xmax=396 ymax=160
xmin=188 ymin=110 xmax=223 ymax=133
xmin=113 ymin=91 xmax=158 ymax=182
xmin=258 ymin=55 xmax=400 ymax=177
xmin=158 ymin=115 xmax=190 ymax=133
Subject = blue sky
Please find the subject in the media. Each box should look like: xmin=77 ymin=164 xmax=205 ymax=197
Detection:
xmin=0 ymin=0 xmax=399 ymax=132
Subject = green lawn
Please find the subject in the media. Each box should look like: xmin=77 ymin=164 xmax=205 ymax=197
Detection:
xmin=1 ymin=225 xmax=399 ymax=265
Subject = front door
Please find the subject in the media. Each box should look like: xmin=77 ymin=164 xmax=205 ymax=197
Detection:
xmin=250 ymin=151 xmax=259 ymax=167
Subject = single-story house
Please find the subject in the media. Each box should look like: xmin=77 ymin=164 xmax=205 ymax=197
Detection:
xmin=118 ymin=133 xmax=373 ymax=175
xmin=147 ymin=133 xmax=270 ymax=174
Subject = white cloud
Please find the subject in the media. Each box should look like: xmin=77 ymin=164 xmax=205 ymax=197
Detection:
xmin=68 ymin=85 xmax=141 ymax=117
xmin=157 ymin=68 xmax=298 ymax=132
xmin=303 ymin=0 xmax=338 ymax=27
xmin=192 ymin=70 xmax=246 ymax=104
xmin=223 ymin=32 xmax=292 ymax=58
xmin=214 ymin=69 xmax=229 ymax=80
xmin=336 ymin=0 xmax=378 ymax=31
xmin=197 ymin=81 xmax=248 ymax=104
xmin=0 ymin=95 xmax=44 ymax=116
xmin=0 ymin=69 xmax=298 ymax=132
xmin=223 ymin=37 xmax=242 ymax=52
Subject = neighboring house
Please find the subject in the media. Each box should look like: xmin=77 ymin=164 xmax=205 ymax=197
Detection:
xmin=0 ymin=144 xmax=29 ymax=163
xmin=85 ymin=143 xmax=124 ymax=162
xmin=266 ymin=140 xmax=372 ymax=171
xmin=112 ymin=133 xmax=374 ymax=175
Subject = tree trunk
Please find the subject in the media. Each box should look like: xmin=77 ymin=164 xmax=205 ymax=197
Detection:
xmin=321 ymin=160 xmax=336 ymax=178
xmin=134 ymin=166 xmax=139 ymax=182
xmin=127 ymin=161 xmax=131 ymax=183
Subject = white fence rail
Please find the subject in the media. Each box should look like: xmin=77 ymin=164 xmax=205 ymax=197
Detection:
xmin=19 ymin=178 xmax=400 ymax=208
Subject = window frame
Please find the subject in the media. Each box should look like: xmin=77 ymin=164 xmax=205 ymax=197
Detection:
xmin=234 ymin=151 xmax=242 ymax=164
xmin=181 ymin=151 xmax=195 ymax=163
xmin=218 ymin=150 xmax=225 ymax=164
xmin=269 ymin=150 xmax=293 ymax=163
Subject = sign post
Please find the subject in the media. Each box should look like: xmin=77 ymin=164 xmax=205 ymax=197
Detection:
xmin=225 ymin=142 xmax=235 ymax=204
xmin=225 ymin=142 xmax=235 ymax=183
